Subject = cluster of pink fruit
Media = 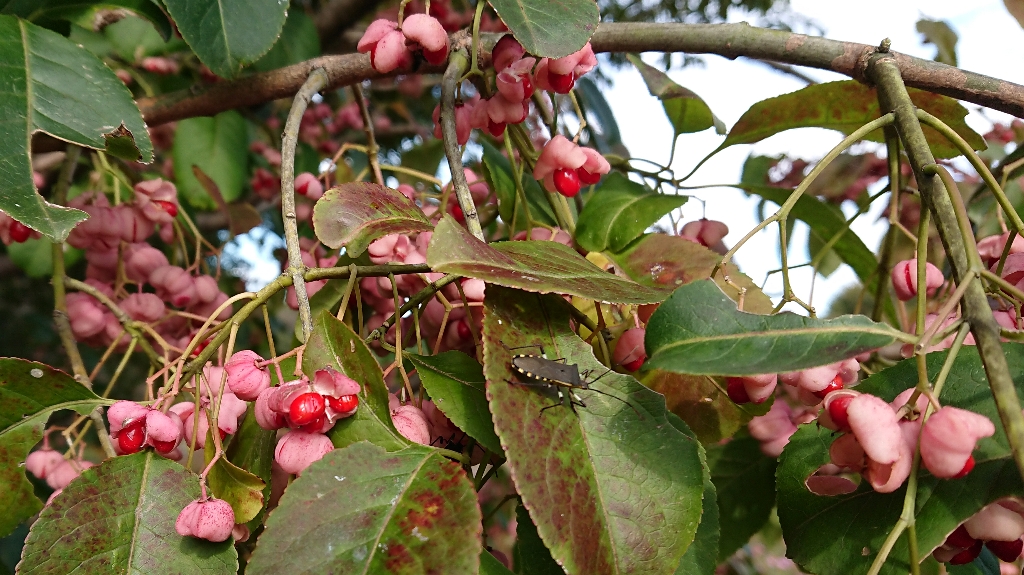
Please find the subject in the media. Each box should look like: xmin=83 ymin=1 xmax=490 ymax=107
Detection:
xmin=56 ymin=179 xmax=233 ymax=352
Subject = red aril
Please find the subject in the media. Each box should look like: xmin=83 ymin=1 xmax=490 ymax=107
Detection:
xmin=549 ymin=71 xmax=575 ymax=94
xmin=289 ymin=392 xmax=326 ymax=427
xmin=553 ymin=168 xmax=581 ymax=197
xmin=813 ymin=374 xmax=844 ymax=399
xmin=986 ymin=538 xmax=1024 ymax=562
xmin=726 ymin=378 xmax=751 ymax=404
xmin=9 ymin=221 xmax=31 ymax=243
xmin=945 ymin=525 xmax=975 ymax=549
xmin=827 ymin=395 xmax=854 ymax=432
xmin=297 ymin=414 xmax=327 ymax=433
xmin=117 ymin=419 xmax=147 ymax=454
xmin=456 ymin=319 xmax=472 ymax=340
xmin=577 ymin=167 xmax=602 ymax=185
xmin=949 ymin=540 xmax=983 ymax=565
xmin=423 ymin=47 xmax=448 ymax=66
xmin=487 ymin=120 xmax=506 ymax=138
xmin=953 ymin=455 xmax=975 ymax=478
xmin=152 ymin=439 xmax=178 ymax=454
xmin=450 ymin=204 xmax=465 ymax=223
xmin=521 ymin=75 xmax=534 ymax=98
xmin=328 ymin=394 xmax=359 ymax=414
xmin=622 ymin=356 xmax=645 ymax=372
xmin=153 ymin=200 xmax=178 ymax=217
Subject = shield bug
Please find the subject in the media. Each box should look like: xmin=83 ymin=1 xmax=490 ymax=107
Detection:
xmin=504 ymin=343 xmax=640 ymax=416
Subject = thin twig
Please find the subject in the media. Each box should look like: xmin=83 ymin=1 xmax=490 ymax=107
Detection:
xmin=281 ymin=68 xmax=329 ymax=342
xmin=351 ymin=82 xmax=384 ymax=186
xmin=439 ymin=49 xmax=485 ymax=240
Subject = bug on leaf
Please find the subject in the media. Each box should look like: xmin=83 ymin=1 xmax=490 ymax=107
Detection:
xmin=504 ymin=343 xmax=641 ymax=416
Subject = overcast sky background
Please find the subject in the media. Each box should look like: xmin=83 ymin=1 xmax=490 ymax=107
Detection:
xmin=607 ymin=0 xmax=1024 ymax=314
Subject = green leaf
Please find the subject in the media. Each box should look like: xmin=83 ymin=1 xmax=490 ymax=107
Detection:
xmin=312 ymin=182 xmax=433 ymax=255
xmin=0 ymin=358 xmax=106 ymax=537
xmin=512 ymin=505 xmax=563 ymax=575
xmin=405 ymin=351 xmax=502 ymax=455
xmin=486 ymin=0 xmax=598 ymax=58
xmin=205 ymin=435 xmax=265 ymax=524
xmin=247 ymin=442 xmax=482 ymax=575
xmin=0 ymin=15 xmax=152 ymax=242
xmin=427 ymin=216 xmax=663 ymax=304
xmin=644 ymin=279 xmax=902 ymax=375
xmin=162 ymin=0 xmax=287 ymax=79
xmin=778 ymin=344 xmax=1024 ymax=575
xmin=481 ymin=549 xmax=515 ymax=575
xmin=710 ymin=80 xmax=984 ymax=163
xmin=251 ymin=9 xmax=319 ymax=72
xmin=705 ymin=433 xmax=777 ymax=560
xmin=917 ymin=18 xmax=958 ymax=66
xmin=225 ymin=403 xmax=276 ymax=527
xmin=576 ymin=173 xmax=687 ymax=253
xmin=302 ymin=312 xmax=409 ymax=451
xmin=3 ymin=0 xmax=173 ymax=40
xmin=172 ymin=111 xmax=248 ymax=209
xmin=483 ymin=287 xmax=706 ymax=575
xmin=19 ymin=452 xmax=238 ymax=574
xmin=103 ymin=14 xmax=183 ymax=59
xmin=627 ymin=54 xmax=722 ymax=136
xmin=607 ymin=233 xmax=775 ymax=314
xmin=480 ymin=140 xmax=557 ymax=232
xmin=675 ymin=436 xmax=719 ymax=575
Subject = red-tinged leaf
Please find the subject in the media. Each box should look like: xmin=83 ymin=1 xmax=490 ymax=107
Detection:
xmin=607 ymin=233 xmax=774 ymax=314
xmin=312 ymin=182 xmax=433 ymax=255
xmin=18 ymin=452 xmax=237 ymax=575
xmin=483 ymin=287 xmax=706 ymax=575
xmin=246 ymin=442 xmax=482 ymax=575
xmin=427 ymin=216 xmax=663 ymax=304
xmin=0 ymin=358 xmax=107 ymax=537
xmin=711 ymin=80 xmax=984 ymax=160
xmin=302 ymin=311 xmax=409 ymax=451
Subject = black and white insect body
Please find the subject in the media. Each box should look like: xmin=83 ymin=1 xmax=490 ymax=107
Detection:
xmin=505 ymin=344 xmax=640 ymax=416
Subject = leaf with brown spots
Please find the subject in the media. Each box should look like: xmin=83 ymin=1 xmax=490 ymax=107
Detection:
xmin=483 ymin=287 xmax=706 ymax=575
xmin=0 ymin=358 xmax=107 ymax=538
xmin=427 ymin=216 xmax=663 ymax=304
xmin=312 ymin=182 xmax=433 ymax=256
xmin=18 ymin=451 xmax=237 ymax=575
xmin=247 ymin=442 xmax=482 ymax=575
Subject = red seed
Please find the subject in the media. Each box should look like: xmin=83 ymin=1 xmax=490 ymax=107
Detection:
xmin=423 ymin=47 xmax=448 ymax=66
xmin=117 ymin=419 xmax=147 ymax=454
xmin=153 ymin=200 xmax=178 ymax=217
xmin=289 ymin=392 xmax=326 ymax=427
xmin=577 ymin=167 xmax=602 ymax=185
xmin=986 ymin=538 xmax=1023 ymax=562
xmin=450 ymin=204 xmax=465 ymax=223
xmin=521 ymin=76 xmax=534 ymax=98
xmin=152 ymin=439 xmax=178 ymax=454
xmin=827 ymin=395 xmax=854 ymax=432
xmin=456 ymin=319 xmax=472 ymax=340
xmin=548 ymin=71 xmax=575 ymax=94
xmin=949 ymin=540 xmax=983 ymax=565
xmin=726 ymin=378 xmax=751 ymax=404
xmin=9 ymin=221 xmax=31 ymax=243
xmin=487 ymin=120 xmax=506 ymax=138
xmin=328 ymin=394 xmax=359 ymax=414
xmin=953 ymin=455 xmax=975 ymax=478
xmin=553 ymin=168 xmax=581 ymax=197
xmin=622 ymin=357 xmax=645 ymax=372
xmin=945 ymin=525 xmax=975 ymax=549
xmin=813 ymin=374 xmax=844 ymax=399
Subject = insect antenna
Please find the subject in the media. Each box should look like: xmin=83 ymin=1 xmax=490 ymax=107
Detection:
xmin=583 ymin=386 xmax=644 ymax=418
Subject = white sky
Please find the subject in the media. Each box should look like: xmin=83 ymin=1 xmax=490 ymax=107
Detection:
xmin=605 ymin=0 xmax=1024 ymax=314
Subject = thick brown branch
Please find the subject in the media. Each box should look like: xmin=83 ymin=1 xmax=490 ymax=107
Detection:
xmin=133 ymin=23 xmax=1024 ymax=129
